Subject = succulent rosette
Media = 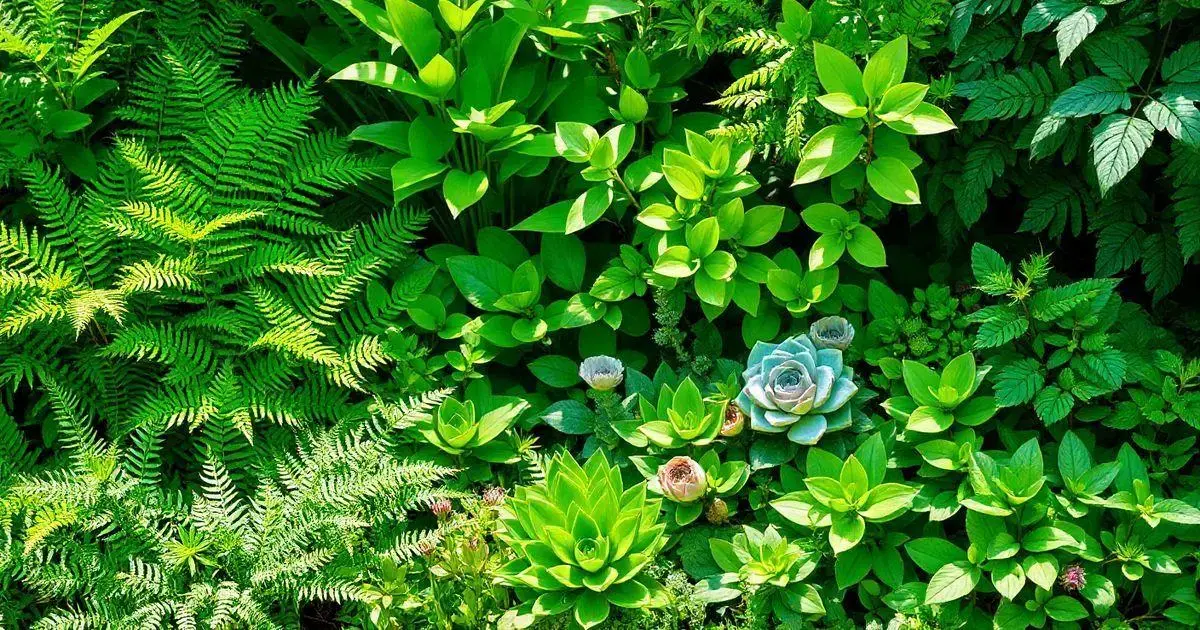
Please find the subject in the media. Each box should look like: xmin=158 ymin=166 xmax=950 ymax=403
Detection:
xmin=736 ymin=334 xmax=858 ymax=444
xmin=496 ymin=452 xmax=668 ymax=628
xmin=810 ymin=316 xmax=855 ymax=350
xmin=579 ymin=356 xmax=625 ymax=391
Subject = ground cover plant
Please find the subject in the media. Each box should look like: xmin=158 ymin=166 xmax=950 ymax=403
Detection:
xmin=1 ymin=0 xmax=1199 ymax=628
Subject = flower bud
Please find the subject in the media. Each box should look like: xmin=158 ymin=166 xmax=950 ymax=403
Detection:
xmin=430 ymin=498 xmax=453 ymax=519
xmin=720 ymin=405 xmax=745 ymax=437
xmin=1059 ymin=564 xmax=1086 ymax=592
xmin=705 ymin=498 xmax=730 ymax=524
xmin=579 ymin=355 xmax=624 ymax=391
xmin=657 ymin=456 xmax=707 ymax=503
xmin=482 ymin=486 xmax=507 ymax=506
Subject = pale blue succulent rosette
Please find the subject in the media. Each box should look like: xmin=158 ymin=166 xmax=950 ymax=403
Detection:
xmin=735 ymin=334 xmax=858 ymax=445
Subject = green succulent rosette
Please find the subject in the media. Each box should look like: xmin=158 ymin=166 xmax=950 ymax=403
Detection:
xmin=736 ymin=333 xmax=858 ymax=444
xmin=496 ymin=451 xmax=668 ymax=628
xmin=418 ymin=394 xmax=528 ymax=462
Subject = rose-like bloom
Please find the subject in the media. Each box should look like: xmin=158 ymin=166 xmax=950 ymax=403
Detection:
xmin=579 ymin=355 xmax=624 ymax=391
xmin=705 ymin=498 xmax=730 ymax=524
xmin=810 ymin=316 xmax=855 ymax=350
xmin=657 ymin=456 xmax=707 ymax=503
xmin=736 ymin=334 xmax=857 ymax=445
xmin=431 ymin=498 xmax=453 ymax=519
xmin=1059 ymin=564 xmax=1086 ymax=592
xmin=720 ymin=404 xmax=745 ymax=437
xmin=481 ymin=486 xmax=507 ymax=506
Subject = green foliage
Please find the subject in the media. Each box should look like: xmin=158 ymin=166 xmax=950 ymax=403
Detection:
xmin=947 ymin=0 xmax=1200 ymax=299
xmin=495 ymin=451 xmax=668 ymax=629
xmin=4 ymin=0 xmax=1200 ymax=628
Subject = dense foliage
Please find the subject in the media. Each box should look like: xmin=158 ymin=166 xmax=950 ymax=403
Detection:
xmin=2 ymin=0 xmax=1199 ymax=629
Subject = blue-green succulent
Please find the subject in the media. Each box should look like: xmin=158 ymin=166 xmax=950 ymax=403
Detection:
xmin=735 ymin=334 xmax=857 ymax=444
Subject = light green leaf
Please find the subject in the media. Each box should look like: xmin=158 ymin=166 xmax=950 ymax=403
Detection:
xmin=443 ymin=170 xmax=488 ymax=218
xmin=418 ymin=54 xmax=456 ymax=96
xmin=924 ymin=561 xmax=980 ymax=604
xmin=1055 ymin=7 xmax=1105 ymax=65
xmin=846 ymin=224 xmax=886 ymax=267
xmin=816 ymin=92 xmax=867 ymax=118
xmin=738 ymin=205 xmax=785 ymax=247
xmin=794 ymin=126 xmax=866 ymax=185
xmin=876 ymin=82 xmax=928 ymax=121
xmin=813 ymin=43 xmax=866 ymax=103
xmin=862 ymin=37 xmax=908 ymax=101
xmin=808 ymin=233 xmax=845 ymax=271
xmin=1092 ymin=114 xmax=1154 ymax=196
xmin=866 ymin=157 xmax=920 ymax=205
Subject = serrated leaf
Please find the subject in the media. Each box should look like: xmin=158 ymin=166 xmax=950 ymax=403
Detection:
xmin=1087 ymin=38 xmax=1148 ymax=85
xmin=1034 ymin=386 xmax=1074 ymax=424
xmin=1143 ymin=95 xmax=1200 ymax=146
xmin=1055 ymin=7 xmax=1105 ymax=65
xmin=1094 ymin=222 xmax=1143 ymax=276
xmin=1049 ymin=77 xmax=1130 ymax=118
xmin=1141 ymin=232 xmax=1184 ymax=301
xmin=1022 ymin=0 xmax=1083 ymax=35
xmin=1162 ymin=42 xmax=1200 ymax=84
xmin=994 ymin=359 xmax=1045 ymax=407
xmin=1091 ymin=114 xmax=1154 ymax=196
xmin=973 ymin=306 xmax=1030 ymax=348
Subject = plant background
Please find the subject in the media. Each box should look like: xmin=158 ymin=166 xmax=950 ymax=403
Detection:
xmin=1 ymin=0 xmax=1199 ymax=629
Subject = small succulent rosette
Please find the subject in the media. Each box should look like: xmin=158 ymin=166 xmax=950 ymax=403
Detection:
xmin=809 ymin=316 xmax=855 ymax=350
xmin=579 ymin=355 xmax=625 ymax=391
xmin=735 ymin=333 xmax=857 ymax=444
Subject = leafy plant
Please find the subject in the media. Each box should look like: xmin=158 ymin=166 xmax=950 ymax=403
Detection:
xmin=495 ymin=451 xmax=668 ymax=629
xmin=697 ymin=525 xmax=825 ymax=625
xmin=773 ymin=434 xmax=919 ymax=553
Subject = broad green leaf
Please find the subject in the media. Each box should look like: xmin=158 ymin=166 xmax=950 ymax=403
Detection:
xmin=446 ymin=255 xmax=512 ymax=310
xmin=808 ymin=233 xmax=845 ymax=271
xmin=565 ymin=186 xmax=614 ymax=234
xmin=442 ymin=170 xmax=488 ymax=218
xmin=816 ymin=92 xmax=866 ymax=118
xmin=876 ymin=82 xmax=928 ymax=121
xmin=45 ymin=111 xmax=91 ymax=135
xmin=438 ymin=0 xmax=484 ymax=33
xmin=924 ymin=561 xmax=980 ymax=604
xmin=418 ymin=54 xmax=456 ymax=96
xmin=686 ymin=217 xmax=720 ymax=258
xmin=662 ymin=165 xmax=704 ymax=200
xmin=835 ymin=546 xmax=873 ymax=588
xmin=1044 ymin=596 xmax=1088 ymax=622
xmin=738 ymin=205 xmax=785 ymax=247
xmin=1091 ymin=114 xmax=1154 ymax=196
xmin=391 ymin=158 xmax=447 ymax=191
xmin=1050 ymin=77 xmax=1131 ymax=117
xmin=541 ymin=234 xmax=586 ymax=291
xmin=653 ymin=246 xmax=697 ymax=278
xmin=529 ymin=355 xmax=581 ymax=388
xmin=829 ymin=513 xmax=866 ymax=553
xmin=866 ymin=157 xmax=920 ymax=205
xmin=794 ymin=125 xmax=866 ymax=185
xmin=885 ymin=102 xmax=957 ymax=135
xmin=801 ymin=202 xmax=852 ymax=233
xmin=813 ymin=43 xmax=866 ymax=103
xmin=386 ymin=0 xmax=441 ymax=67
xmin=1058 ymin=431 xmax=1091 ymax=482
xmin=1055 ymin=7 xmax=1105 ymax=65
xmin=862 ymin=37 xmax=908 ymax=101
xmin=846 ymin=225 xmax=886 ymax=267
